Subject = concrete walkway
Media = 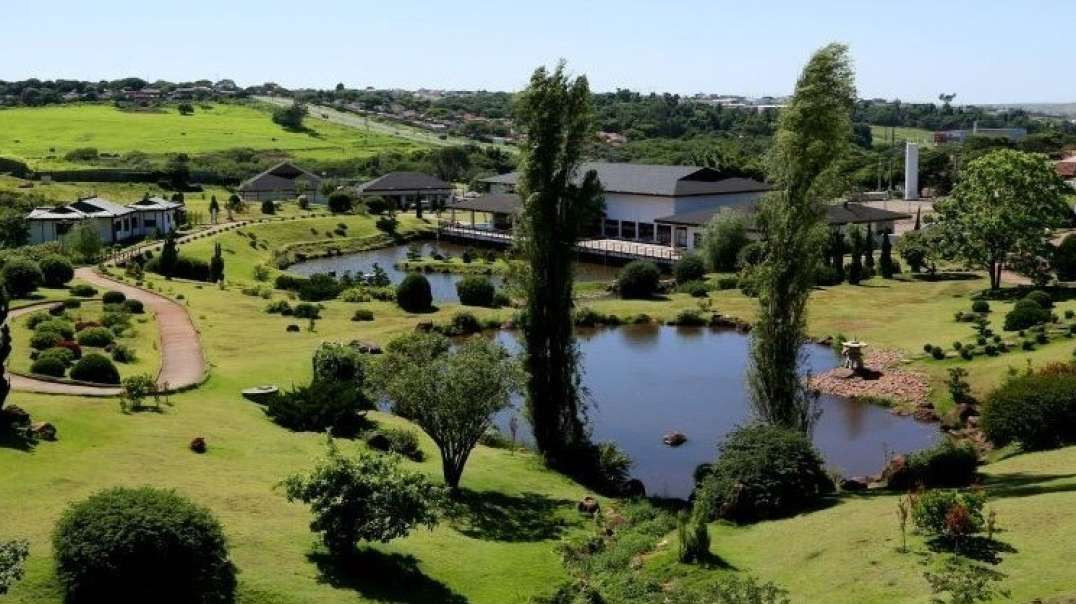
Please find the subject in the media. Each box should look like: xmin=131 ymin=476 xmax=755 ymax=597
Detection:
xmin=4 ymin=269 xmax=207 ymax=397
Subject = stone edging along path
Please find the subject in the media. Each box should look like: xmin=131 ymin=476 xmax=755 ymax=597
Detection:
xmin=3 ymin=268 xmax=208 ymax=397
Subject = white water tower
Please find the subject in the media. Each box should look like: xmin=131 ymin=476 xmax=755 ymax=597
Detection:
xmin=904 ymin=142 xmax=919 ymax=201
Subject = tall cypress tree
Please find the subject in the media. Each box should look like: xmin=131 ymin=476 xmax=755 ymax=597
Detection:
xmin=159 ymin=231 xmax=179 ymax=277
xmin=847 ymin=226 xmax=864 ymax=285
xmin=748 ymin=44 xmax=856 ymax=434
xmin=879 ymin=231 xmax=895 ymax=278
xmin=830 ymin=228 xmax=845 ymax=281
xmin=515 ymin=63 xmax=605 ymax=466
xmin=209 ymin=242 xmax=224 ymax=283
xmin=863 ymin=224 xmax=875 ymax=271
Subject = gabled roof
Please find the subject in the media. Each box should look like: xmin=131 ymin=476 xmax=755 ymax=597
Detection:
xmin=480 ymin=162 xmax=771 ymax=197
xmin=70 ymin=197 xmax=133 ymax=217
xmin=27 ymin=196 xmax=183 ymax=221
xmin=239 ymin=161 xmax=322 ymax=192
xmin=654 ymin=202 xmax=911 ymax=227
xmin=28 ymin=206 xmax=86 ymax=220
xmin=356 ymin=171 xmax=452 ymax=193
xmin=129 ymin=196 xmax=183 ymax=211
xmin=449 ymin=193 xmax=522 ymax=214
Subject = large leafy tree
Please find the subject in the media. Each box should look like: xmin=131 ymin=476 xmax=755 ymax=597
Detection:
xmin=748 ymin=44 xmax=856 ymax=434
xmin=935 ymin=149 xmax=1070 ymax=290
xmin=514 ymin=62 xmax=605 ymax=465
xmin=372 ymin=333 xmax=522 ymax=491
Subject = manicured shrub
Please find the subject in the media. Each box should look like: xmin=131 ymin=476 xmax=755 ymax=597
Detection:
xmin=616 ymin=260 xmax=661 ymax=299
xmin=54 ymin=340 xmax=82 ymax=358
xmin=35 ymin=319 xmax=74 ymax=340
xmin=296 ymin=273 xmax=342 ymax=302
xmin=266 ymin=380 xmax=373 ymax=436
xmin=396 ymin=273 xmax=433 ymax=312
xmin=69 ymin=284 xmax=97 ymax=297
xmin=1 ymin=258 xmax=43 ymax=298
xmin=38 ymin=254 xmax=74 ymax=287
xmin=123 ymin=299 xmax=144 ymax=314
xmin=327 ymin=191 xmax=354 ymax=213
xmin=39 ymin=346 xmax=76 ymax=366
xmin=62 ymin=298 xmax=81 ymax=309
xmin=52 ymin=486 xmax=236 ymax=603
xmin=101 ymin=290 xmax=126 ymax=305
xmin=292 ymin=303 xmax=321 ymax=319
xmin=981 ymin=363 xmax=1076 ymax=450
xmin=311 ymin=342 xmax=365 ymax=385
xmin=69 ymin=353 xmax=120 ymax=384
xmin=260 ymin=199 xmax=276 ymax=214
xmin=931 ymin=346 xmax=946 ymax=360
xmin=30 ymin=330 xmax=62 ymax=351
xmin=893 ymin=440 xmax=979 ymax=489
xmin=455 ymin=275 xmax=495 ymax=307
xmin=366 ymin=427 xmax=423 ymax=461
xmin=76 ymin=327 xmax=114 ymax=347
xmin=30 ymin=356 xmax=67 ymax=378
xmin=440 ymin=311 xmax=481 ymax=336
xmin=698 ymin=424 xmax=832 ymax=523
xmin=351 ymin=308 xmax=374 ymax=321
xmin=111 ymin=344 xmax=137 ymax=363
xmin=1025 ymin=290 xmax=1053 ymax=309
xmin=673 ymin=252 xmax=706 ymax=284
xmin=1004 ymin=298 xmax=1051 ymax=331
xmin=265 ymin=300 xmax=293 ymax=315
xmin=493 ymin=291 xmax=511 ymax=307
xmin=971 ymin=300 xmax=990 ymax=313
xmin=24 ymin=311 xmax=52 ymax=330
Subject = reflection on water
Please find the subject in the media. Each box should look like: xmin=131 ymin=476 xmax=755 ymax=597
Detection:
xmin=488 ymin=325 xmax=937 ymax=499
xmin=289 ymin=241 xmax=620 ymax=302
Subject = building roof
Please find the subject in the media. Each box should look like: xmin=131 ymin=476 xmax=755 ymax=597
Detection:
xmin=356 ymin=171 xmax=452 ymax=194
xmin=69 ymin=197 xmax=134 ymax=217
xmin=654 ymin=202 xmax=911 ymax=227
xmin=239 ymin=161 xmax=322 ymax=192
xmin=27 ymin=206 xmax=87 ymax=221
xmin=129 ymin=196 xmax=183 ymax=211
xmin=449 ymin=193 xmax=522 ymax=214
xmin=27 ymin=196 xmax=181 ymax=221
xmin=480 ymin=162 xmax=771 ymax=197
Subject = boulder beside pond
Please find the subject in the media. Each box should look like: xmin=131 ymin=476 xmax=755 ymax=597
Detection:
xmin=30 ymin=421 xmax=57 ymax=441
xmin=662 ymin=432 xmax=687 ymax=447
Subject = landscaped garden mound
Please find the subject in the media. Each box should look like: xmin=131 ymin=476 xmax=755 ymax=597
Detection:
xmin=808 ymin=347 xmax=931 ymax=413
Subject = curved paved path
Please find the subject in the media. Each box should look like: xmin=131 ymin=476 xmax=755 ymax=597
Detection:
xmin=4 ymin=268 xmax=207 ymax=397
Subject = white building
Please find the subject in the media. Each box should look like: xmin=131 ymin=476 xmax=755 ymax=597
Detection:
xmin=27 ymin=196 xmax=182 ymax=245
xmin=480 ymin=162 xmax=770 ymax=248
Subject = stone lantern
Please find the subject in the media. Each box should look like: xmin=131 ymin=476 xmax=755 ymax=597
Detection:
xmin=841 ymin=340 xmax=867 ymax=373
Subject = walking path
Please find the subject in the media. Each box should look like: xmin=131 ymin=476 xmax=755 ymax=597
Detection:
xmin=5 ymin=268 xmax=207 ymax=397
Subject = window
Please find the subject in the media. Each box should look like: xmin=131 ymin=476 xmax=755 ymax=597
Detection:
xmin=56 ymin=223 xmax=72 ymax=236
xmin=675 ymin=227 xmax=687 ymax=247
xmin=693 ymin=232 xmax=703 ymax=248
xmin=603 ymin=219 xmax=619 ymax=238
xmin=656 ymin=224 xmax=672 ymax=245
xmin=144 ymin=219 xmax=157 ymax=228
xmin=638 ymin=222 xmax=654 ymax=241
xmin=620 ymin=221 xmax=637 ymax=240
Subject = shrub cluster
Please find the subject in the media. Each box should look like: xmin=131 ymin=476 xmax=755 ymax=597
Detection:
xmin=70 ymin=353 xmax=120 ymax=384
xmin=455 ymin=275 xmax=495 ymax=307
xmin=266 ymin=380 xmax=373 ymax=436
xmin=101 ymin=290 xmax=126 ymax=305
xmin=69 ymin=284 xmax=97 ymax=297
xmin=76 ymin=327 xmax=114 ymax=347
xmin=31 ymin=356 xmax=67 ymax=377
xmin=889 ymin=440 xmax=979 ymax=489
xmin=39 ymin=254 xmax=75 ymax=287
xmin=146 ymin=255 xmax=212 ymax=282
xmin=698 ymin=424 xmax=832 ymax=523
xmin=673 ymin=253 xmax=706 ymax=284
xmin=52 ymin=487 xmax=235 ymax=603
xmin=1 ymin=257 xmax=43 ymax=298
xmin=396 ymin=273 xmax=433 ymax=312
xmin=616 ymin=260 xmax=661 ymax=299
xmin=366 ymin=427 xmax=423 ymax=461
xmin=981 ymin=362 xmax=1076 ymax=450
xmin=911 ymin=489 xmax=986 ymax=541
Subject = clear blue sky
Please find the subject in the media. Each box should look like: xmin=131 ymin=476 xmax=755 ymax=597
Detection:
xmin=4 ymin=0 xmax=1073 ymax=103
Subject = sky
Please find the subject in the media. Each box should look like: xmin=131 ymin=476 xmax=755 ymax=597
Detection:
xmin=4 ymin=0 xmax=1074 ymax=104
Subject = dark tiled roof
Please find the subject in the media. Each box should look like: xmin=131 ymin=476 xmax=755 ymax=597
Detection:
xmin=449 ymin=193 xmax=522 ymax=214
xmin=654 ymin=202 xmax=911 ymax=227
xmin=357 ymin=171 xmax=452 ymax=193
xmin=480 ymin=162 xmax=770 ymax=197
xmin=239 ymin=161 xmax=322 ymax=191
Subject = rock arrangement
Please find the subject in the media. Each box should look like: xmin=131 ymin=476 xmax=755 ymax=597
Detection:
xmin=808 ymin=348 xmax=931 ymax=413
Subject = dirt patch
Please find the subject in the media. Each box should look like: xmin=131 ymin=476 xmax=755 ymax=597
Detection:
xmin=809 ymin=349 xmax=931 ymax=410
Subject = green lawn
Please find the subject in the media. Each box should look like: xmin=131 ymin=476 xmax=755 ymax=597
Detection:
xmin=869 ymin=124 xmax=935 ymax=147
xmin=0 ymin=102 xmax=426 ymax=170
xmin=10 ymin=300 xmax=160 ymax=382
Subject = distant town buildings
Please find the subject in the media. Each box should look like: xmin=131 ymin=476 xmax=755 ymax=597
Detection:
xmin=933 ymin=124 xmax=1027 ymax=144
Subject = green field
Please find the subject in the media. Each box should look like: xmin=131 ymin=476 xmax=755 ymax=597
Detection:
xmin=869 ymin=124 xmax=935 ymax=147
xmin=3 ymin=217 xmax=1076 ymax=602
xmin=0 ymin=102 xmax=426 ymax=170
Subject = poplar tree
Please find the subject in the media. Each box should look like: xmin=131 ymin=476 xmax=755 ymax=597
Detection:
xmin=514 ymin=62 xmax=605 ymax=465
xmin=747 ymin=44 xmax=856 ymax=434
xmin=879 ymin=231 xmax=895 ymax=278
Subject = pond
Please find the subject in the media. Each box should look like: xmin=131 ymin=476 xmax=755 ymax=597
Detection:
xmin=486 ymin=325 xmax=937 ymax=500
xmin=288 ymin=241 xmax=620 ymax=303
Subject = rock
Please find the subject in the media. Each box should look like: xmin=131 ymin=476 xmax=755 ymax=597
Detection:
xmin=816 ymin=335 xmax=834 ymax=346
xmin=30 ymin=421 xmax=57 ymax=441
xmin=956 ymin=403 xmax=980 ymax=420
xmin=662 ymin=431 xmax=687 ymax=447
xmin=839 ymin=477 xmax=868 ymax=491
xmin=189 ymin=437 xmax=207 ymax=454
xmin=966 ymin=415 xmax=980 ymax=428
xmin=621 ymin=479 xmax=646 ymax=499
xmin=914 ymin=407 xmax=940 ymax=422
xmin=577 ymin=496 xmax=600 ymax=515
xmin=831 ymin=368 xmax=857 ymax=380
xmin=415 ymin=321 xmax=434 ymax=332
xmin=349 ymin=340 xmax=382 ymax=354
xmin=285 ymin=324 xmax=300 ymax=332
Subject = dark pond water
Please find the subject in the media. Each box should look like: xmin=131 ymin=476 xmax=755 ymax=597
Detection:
xmin=289 ymin=241 xmax=620 ymax=302
xmin=486 ymin=325 xmax=938 ymax=500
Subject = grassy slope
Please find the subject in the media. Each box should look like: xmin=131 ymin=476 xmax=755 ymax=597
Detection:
xmin=0 ymin=102 xmax=425 ymax=170
xmin=178 ymin=213 xmax=434 ymax=280
xmin=869 ymin=124 xmax=935 ymax=146
xmin=9 ymin=300 xmax=160 ymax=381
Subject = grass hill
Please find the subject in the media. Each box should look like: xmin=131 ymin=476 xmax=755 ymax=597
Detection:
xmin=0 ymin=102 xmax=426 ymax=170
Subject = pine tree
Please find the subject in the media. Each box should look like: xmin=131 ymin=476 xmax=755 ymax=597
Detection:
xmin=863 ymin=224 xmax=875 ymax=270
xmin=879 ymin=232 xmax=895 ymax=278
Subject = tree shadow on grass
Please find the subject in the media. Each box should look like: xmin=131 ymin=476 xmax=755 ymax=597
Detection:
xmin=0 ymin=428 xmax=35 ymax=452
xmin=983 ymin=471 xmax=1076 ymax=499
xmin=309 ymin=548 xmax=468 ymax=604
xmin=925 ymin=535 xmax=1017 ymax=565
xmin=910 ymin=272 xmax=980 ymax=282
xmin=445 ymin=489 xmax=574 ymax=542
